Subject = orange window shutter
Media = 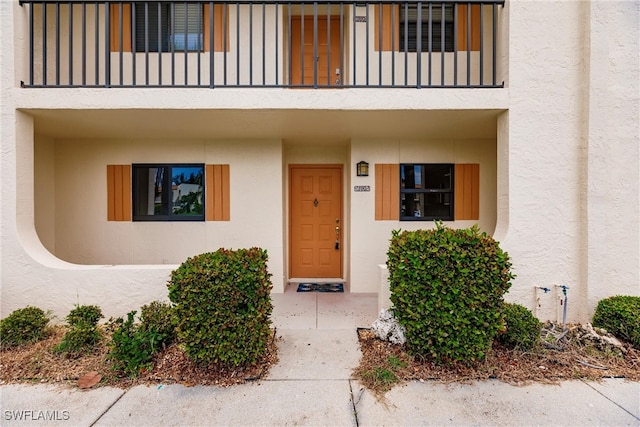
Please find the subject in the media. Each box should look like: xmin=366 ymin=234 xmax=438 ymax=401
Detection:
xmin=454 ymin=164 xmax=480 ymax=220
xmin=204 ymin=4 xmax=229 ymax=52
xmin=206 ymin=165 xmax=230 ymax=221
xmin=107 ymin=165 xmax=132 ymax=221
xmin=374 ymin=4 xmax=399 ymax=52
xmin=456 ymin=4 xmax=481 ymax=51
xmin=375 ymin=164 xmax=400 ymax=220
xmin=110 ymin=3 xmax=132 ymax=52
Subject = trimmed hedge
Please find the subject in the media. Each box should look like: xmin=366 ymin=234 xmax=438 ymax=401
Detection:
xmin=167 ymin=248 xmax=273 ymax=367
xmin=56 ymin=304 xmax=104 ymax=354
xmin=496 ymin=303 xmax=541 ymax=350
xmin=0 ymin=306 xmax=50 ymax=348
xmin=388 ymin=223 xmax=513 ymax=364
xmin=592 ymin=295 xmax=640 ymax=349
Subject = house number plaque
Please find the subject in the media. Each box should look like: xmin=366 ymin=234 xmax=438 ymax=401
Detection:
xmin=354 ymin=186 xmax=370 ymax=192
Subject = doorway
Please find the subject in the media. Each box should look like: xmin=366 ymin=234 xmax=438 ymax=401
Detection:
xmin=289 ymin=165 xmax=343 ymax=278
xmin=290 ymin=16 xmax=342 ymax=87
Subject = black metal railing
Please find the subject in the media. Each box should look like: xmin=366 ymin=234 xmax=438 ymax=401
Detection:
xmin=19 ymin=0 xmax=504 ymax=88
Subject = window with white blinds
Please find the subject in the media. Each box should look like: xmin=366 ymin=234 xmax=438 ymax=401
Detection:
xmin=399 ymin=4 xmax=454 ymax=52
xmin=134 ymin=2 xmax=203 ymax=52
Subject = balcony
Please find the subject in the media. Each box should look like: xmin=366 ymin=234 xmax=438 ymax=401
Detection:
xmin=19 ymin=0 xmax=504 ymax=89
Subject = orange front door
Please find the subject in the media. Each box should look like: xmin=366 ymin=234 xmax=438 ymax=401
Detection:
xmin=290 ymin=166 xmax=342 ymax=278
xmin=290 ymin=16 xmax=342 ymax=86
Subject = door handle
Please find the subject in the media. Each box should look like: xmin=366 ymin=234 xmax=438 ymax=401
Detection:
xmin=335 ymin=218 xmax=340 ymax=250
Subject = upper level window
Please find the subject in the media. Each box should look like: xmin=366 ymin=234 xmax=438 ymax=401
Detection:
xmin=400 ymin=4 xmax=454 ymax=52
xmin=134 ymin=2 xmax=204 ymax=52
xmin=400 ymin=164 xmax=453 ymax=220
xmin=133 ymin=164 xmax=204 ymax=221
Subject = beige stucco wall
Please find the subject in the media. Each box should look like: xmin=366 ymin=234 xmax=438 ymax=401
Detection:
xmin=2 ymin=0 xmax=638 ymax=323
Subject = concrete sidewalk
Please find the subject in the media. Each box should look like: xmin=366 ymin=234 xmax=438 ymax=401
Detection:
xmin=1 ymin=289 xmax=639 ymax=426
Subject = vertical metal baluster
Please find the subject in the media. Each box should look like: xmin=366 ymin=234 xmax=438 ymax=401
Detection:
xmin=236 ymin=2 xmax=240 ymax=86
xmin=391 ymin=1 xmax=395 ymax=87
xmin=287 ymin=2 xmax=291 ymax=87
xmin=453 ymin=2 xmax=457 ymax=87
xmin=416 ymin=1 xmax=421 ymax=88
xmin=274 ymin=1 xmax=279 ymax=86
xmin=440 ymin=2 xmax=444 ymax=87
xmin=403 ymin=1 xmax=407 ymax=86
xmin=466 ymin=1 xmax=470 ymax=86
xmin=68 ymin=2 xmax=73 ymax=85
xmin=351 ymin=2 xmax=355 ymax=86
xmin=118 ymin=2 xmax=123 ymax=85
xmin=223 ymin=1 xmax=228 ymax=85
xmin=209 ymin=1 xmax=214 ymax=88
xmin=262 ymin=2 xmax=266 ymax=86
xmin=300 ymin=4 xmax=304 ymax=86
xmin=184 ymin=1 xmax=188 ymax=86
xmin=94 ymin=2 xmax=99 ymax=86
xmin=156 ymin=2 xmax=161 ymax=86
xmin=326 ymin=2 xmax=330 ymax=87
xmin=197 ymin=1 xmax=202 ymax=86
xmin=171 ymin=3 xmax=176 ymax=86
xmin=364 ymin=3 xmax=368 ymax=86
xmin=42 ymin=2 xmax=47 ymax=86
xmin=313 ymin=1 xmax=317 ymax=88
xmin=339 ymin=2 xmax=343 ymax=86
xmin=249 ymin=2 xmax=253 ymax=86
xmin=144 ymin=2 xmax=149 ymax=85
xmin=492 ymin=2 xmax=496 ymax=86
xmin=82 ymin=2 xmax=86 ymax=85
xmin=479 ymin=2 xmax=483 ymax=86
xmin=377 ymin=1 xmax=381 ymax=86
xmin=105 ymin=1 xmax=110 ymax=87
xmin=29 ymin=2 xmax=34 ymax=85
xmin=132 ymin=2 xmax=136 ymax=86
xmin=55 ymin=2 xmax=59 ymax=86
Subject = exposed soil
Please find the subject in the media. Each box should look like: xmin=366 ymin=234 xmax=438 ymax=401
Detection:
xmin=0 ymin=325 xmax=279 ymax=389
xmin=354 ymin=325 xmax=640 ymax=397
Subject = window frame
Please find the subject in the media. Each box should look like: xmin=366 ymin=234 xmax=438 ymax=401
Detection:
xmin=132 ymin=163 xmax=205 ymax=222
xmin=133 ymin=2 xmax=204 ymax=53
xmin=399 ymin=163 xmax=454 ymax=221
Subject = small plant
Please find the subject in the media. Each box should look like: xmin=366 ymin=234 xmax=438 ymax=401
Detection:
xmin=362 ymin=367 xmax=399 ymax=390
xmin=388 ymin=223 xmax=514 ymax=365
xmin=139 ymin=300 xmax=176 ymax=348
xmin=108 ymin=310 xmax=164 ymax=377
xmin=496 ymin=303 xmax=541 ymax=350
xmin=592 ymin=295 xmax=640 ymax=349
xmin=56 ymin=305 xmax=103 ymax=354
xmin=168 ymin=248 xmax=273 ymax=367
xmin=0 ymin=306 xmax=50 ymax=348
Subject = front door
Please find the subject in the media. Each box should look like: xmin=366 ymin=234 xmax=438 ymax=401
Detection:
xmin=290 ymin=16 xmax=342 ymax=87
xmin=290 ymin=165 xmax=342 ymax=278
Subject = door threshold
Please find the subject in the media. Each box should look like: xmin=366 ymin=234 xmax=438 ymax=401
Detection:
xmin=288 ymin=278 xmax=346 ymax=284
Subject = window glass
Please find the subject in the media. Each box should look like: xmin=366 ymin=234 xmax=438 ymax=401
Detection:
xmin=133 ymin=164 xmax=204 ymax=221
xmin=399 ymin=4 xmax=454 ymax=52
xmin=134 ymin=2 xmax=203 ymax=52
xmin=400 ymin=164 xmax=453 ymax=220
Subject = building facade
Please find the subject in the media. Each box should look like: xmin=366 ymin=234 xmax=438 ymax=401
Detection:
xmin=1 ymin=0 xmax=638 ymax=322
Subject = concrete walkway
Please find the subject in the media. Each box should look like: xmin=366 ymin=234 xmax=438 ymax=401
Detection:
xmin=1 ymin=288 xmax=639 ymax=426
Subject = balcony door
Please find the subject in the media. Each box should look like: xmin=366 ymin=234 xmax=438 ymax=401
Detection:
xmin=290 ymin=16 xmax=342 ymax=87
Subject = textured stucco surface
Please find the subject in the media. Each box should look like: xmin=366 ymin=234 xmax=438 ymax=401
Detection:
xmin=1 ymin=0 xmax=638 ymax=322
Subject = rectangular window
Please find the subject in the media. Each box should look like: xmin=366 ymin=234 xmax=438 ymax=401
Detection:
xmin=399 ymin=4 xmax=454 ymax=52
xmin=400 ymin=164 xmax=454 ymax=220
xmin=133 ymin=164 xmax=204 ymax=221
xmin=134 ymin=2 xmax=203 ymax=52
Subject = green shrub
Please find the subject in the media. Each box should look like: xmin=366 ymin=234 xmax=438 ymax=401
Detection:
xmin=56 ymin=305 xmax=104 ymax=354
xmin=108 ymin=311 xmax=165 ymax=377
xmin=592 ymin=295 xmax=640 ymax=349
xmin=139 ymin=301 xmax=176 ymax=348
xmin=65 ymin=304 xmax=103 ymax=328
xmin=0 ymin=306 xmax=50 ymax=348
xmin=168 ymin=248 xmax=273 ymax=367
xmin=496 ymin=303 xmax=541 ymax=350
xmin=388 ymin=223 xmax=513 ymax=364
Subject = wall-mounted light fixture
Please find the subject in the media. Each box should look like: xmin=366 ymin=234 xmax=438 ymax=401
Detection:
xmin=356 ymin=161 xmax=369 ymax=177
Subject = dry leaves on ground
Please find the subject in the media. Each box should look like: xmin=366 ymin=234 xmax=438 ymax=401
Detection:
xmin=0 ymin=325 xmax=279 ymax=389
xmin=354 ymin=327 xmax=640 ymax=398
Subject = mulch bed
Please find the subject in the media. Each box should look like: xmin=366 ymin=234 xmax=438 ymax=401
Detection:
xmin=0 ymin=325 xmax=279 ymax=389
xmin=354 ymin=327 xmax=640 ymax=397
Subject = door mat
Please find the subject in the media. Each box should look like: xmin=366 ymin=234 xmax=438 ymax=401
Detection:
xmin=296 ymin=283 xmax=344 ymax=293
